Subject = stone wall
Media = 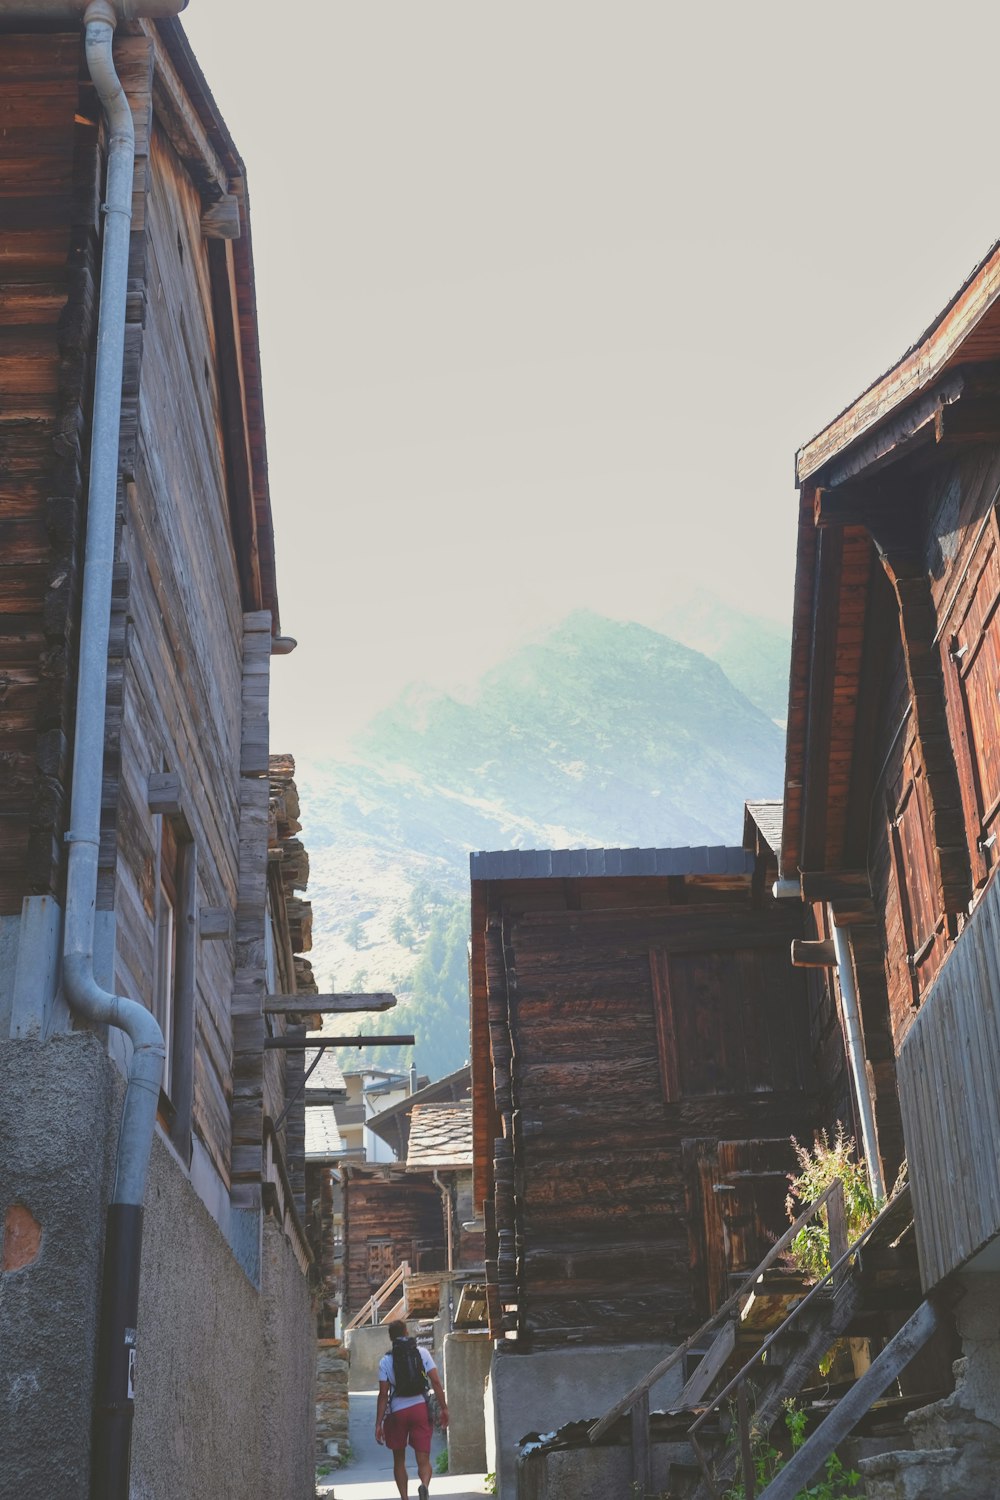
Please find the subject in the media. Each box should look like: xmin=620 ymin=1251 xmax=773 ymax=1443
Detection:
xmin=317 ymin=1339 xmax=350 ymax=1457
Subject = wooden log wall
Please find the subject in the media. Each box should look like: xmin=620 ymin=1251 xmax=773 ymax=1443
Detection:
xmin=479 ymin=876 xmax=820 ymax=1349
xmin=342 ymin=1170 xmax=445 ymax=1321
xmin=100 ymin=90 xmax=252 ymax=1195
xmin=0 ymin=31 xmax=95 ymax=910
xmin=231 ymin=613 xmax=271 ymax=1208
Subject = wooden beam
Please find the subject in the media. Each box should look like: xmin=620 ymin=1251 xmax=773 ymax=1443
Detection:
xmin=147 ymin=771 xmax=183 ymax=817
xmin=790 ymin=938 xmax=837 ymax=968
xmin=263 ymin=1034 xmax=414 ymax=1051
xmin=199 ymin=907 xmax=231 ymax=941
xmin=264 ymin=993 xmax=398 ymax=1015
xmin=756 ymin=1298 xmax=947 ymax=1500
xmin=799 ymin=870 xmax=871 ymax=904
xmin=201 ymin=195 xmax=241 ymax=240
xmin=677 ymin=1319 xmax=737 ymax=1406
xmin=934 ymin=396 xmax=1000 ymax=446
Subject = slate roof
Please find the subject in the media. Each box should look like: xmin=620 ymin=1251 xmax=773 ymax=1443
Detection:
xmin=305 ymin=1049 xmax=348 ymax=1098
xmin=305 ymin=1105 xmax=344 ymax=1161
xmin=405 ymin=1102 xmax=474 ymax=1171
xmin=744 ymin=800 xmax=783 ymax=859
xmin=470 ymin=846 xmax=754 ymax=881
xmin=366 ymin=1066 xmax=472 ymax=1155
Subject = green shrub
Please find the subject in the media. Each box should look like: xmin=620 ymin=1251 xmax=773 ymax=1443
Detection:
xmin=784 ymin=1125 xmax=881 ymax=1280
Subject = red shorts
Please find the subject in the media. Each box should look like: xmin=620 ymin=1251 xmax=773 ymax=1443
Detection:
xmin=384 ymin=1399 xmax=432 ymax=1453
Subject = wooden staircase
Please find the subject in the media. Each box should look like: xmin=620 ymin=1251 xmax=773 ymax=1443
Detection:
xmin=589 ymin=1183 xmax=933 ymax=1500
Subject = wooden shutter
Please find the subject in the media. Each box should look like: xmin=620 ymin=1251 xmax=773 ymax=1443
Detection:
xmin=941 ymin=516 xmax=1000 ymax=884
xmin=650 ymin=942 xmax=807 ymax=1104
xmin=885 ymin=741 xmax=944 ymax=1010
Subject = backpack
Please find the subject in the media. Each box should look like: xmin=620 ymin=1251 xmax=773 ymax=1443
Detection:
xmin=391 ymin=1336 xmax=428 ymax=1398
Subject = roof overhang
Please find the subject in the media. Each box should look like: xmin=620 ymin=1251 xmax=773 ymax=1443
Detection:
xmin=783 ymin=242 xmax=1000 ymax=884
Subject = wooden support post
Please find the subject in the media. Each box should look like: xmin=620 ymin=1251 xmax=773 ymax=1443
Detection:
xmin=630 ymin=1391 xmax=651 ymax=1499
xmin=827 ymin=1179 xmax=848 ymax=1289
xmin=756 ymin=1299 xmax=945 ymax=1500
xmin=790 ymin=939 xmax=838 ymax=968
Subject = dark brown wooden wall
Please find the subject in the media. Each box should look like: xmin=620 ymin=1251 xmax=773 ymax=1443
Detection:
xmin=479 ymin=877 xmax=820 ymax=1349
xmin=0 ymin=32 xmax=93 ymax=911
xmin=342 ymin=1173 xmax=445 ymax=1320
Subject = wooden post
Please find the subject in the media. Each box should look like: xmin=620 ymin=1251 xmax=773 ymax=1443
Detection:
xmin=738 ymin=1382 xmax=755 ymax=1500
xmin=827 ymin=1178 xmax=848 ymax=1288
xmin=756 ymin=1299 xmax=944 ymax=1500
xmin=630 ymin=1391 xmax=651 ymax=1498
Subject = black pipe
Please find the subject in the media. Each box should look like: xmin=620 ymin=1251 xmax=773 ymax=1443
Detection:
xmin=91 ymin=1203 xmax=143 ymax=1500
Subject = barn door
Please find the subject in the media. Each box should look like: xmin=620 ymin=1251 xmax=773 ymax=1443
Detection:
xmin=686 ymin=1138 xmax=796 ymax=1315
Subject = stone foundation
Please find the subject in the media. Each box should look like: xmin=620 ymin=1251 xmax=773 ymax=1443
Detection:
xmin=860 ymin=1277 xmax=1000 ymax=1500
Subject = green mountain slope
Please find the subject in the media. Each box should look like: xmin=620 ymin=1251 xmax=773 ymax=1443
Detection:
xmin=655 ymin=589 xmax=792 ymax=723
xmin=299 ymin=610 xmax=786 ymax=1078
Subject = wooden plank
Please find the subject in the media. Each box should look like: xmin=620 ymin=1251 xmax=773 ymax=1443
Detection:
xmin=263 ymin=1034 xmax=414 ymax=1051
xmin=264 ymin=992 xmax=398 ymax=1014
xmin=630 ymin=1390 xmax=651 ymax=1498
xmin=677 ymin=1319 xmax=737 ymax=1407
xmin=756 ymin=1300 xmax=946 ymax=1500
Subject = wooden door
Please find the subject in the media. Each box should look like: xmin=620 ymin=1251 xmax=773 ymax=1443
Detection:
xmin=686 ymin=1138 xmax=797 ymax=1314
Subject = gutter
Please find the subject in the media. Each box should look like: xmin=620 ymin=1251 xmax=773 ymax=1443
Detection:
xmin=18 ymin=1 xmax=185 ymax=1495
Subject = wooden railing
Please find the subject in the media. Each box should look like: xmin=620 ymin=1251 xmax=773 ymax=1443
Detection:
xmin=589 ymin=1181 xmax=850 ymax=1496
xmin=689 ymin=1184 xmax=911 ymax=1500
xmin=344 ymin=1259 xmax=411 ymax=1331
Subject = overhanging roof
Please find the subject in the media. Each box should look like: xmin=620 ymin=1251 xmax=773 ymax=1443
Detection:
xmin=796 ymin=238 xmax=1000 ymax=484
xmin=470 ymin=846 xmax=754 ymax=882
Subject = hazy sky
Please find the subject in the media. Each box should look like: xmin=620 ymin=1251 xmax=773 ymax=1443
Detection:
xmin=183 ymin=2 xmax=1000 ymax=758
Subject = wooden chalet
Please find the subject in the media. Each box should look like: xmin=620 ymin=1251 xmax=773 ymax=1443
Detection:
xmin=0 ymin=16 xmax=318 ymax=1492
xmin=340 ymin=1160 xmax=448 ymax=1323
xmin=763 ymin=237 xmax=1000 ymax=1494
xmin=468 ymin=842 xmax=871 ymax=1492
xmin=470 ymin=843 xmax=833 ymax=1352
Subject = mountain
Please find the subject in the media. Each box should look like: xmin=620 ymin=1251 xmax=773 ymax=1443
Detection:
xmin=297 ymin=610 xmax=787 ymax=1077
xmin=655 ymin=588 xmax=792 ymax=724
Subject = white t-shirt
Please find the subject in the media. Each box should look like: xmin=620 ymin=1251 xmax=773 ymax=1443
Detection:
xmin=378 ymin=1342 xmax=436 ymax=1412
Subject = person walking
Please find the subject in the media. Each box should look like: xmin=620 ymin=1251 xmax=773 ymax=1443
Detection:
xmin=375 ymin=1318 xmax=449 ymax=1499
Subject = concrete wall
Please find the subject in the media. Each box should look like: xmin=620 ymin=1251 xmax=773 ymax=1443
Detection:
xmin=487 ymin=1342 xmax=684 ymax=1500
xmin=443 ymin=1330 xmax=490 ymax=1473
xmin=346 ymin=1323 xmax=393 ymax=1390
xmin=0 ymin=1035 xmax=315 ymax=1500
xmin=0 ymin=1034 xmax=117 ymax=1500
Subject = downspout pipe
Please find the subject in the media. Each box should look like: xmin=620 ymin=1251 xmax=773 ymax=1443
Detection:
xmin=60 ymin=5 xmax=172 ymax=1493
xmin=773 ymin=877 xmax=887 ymax=1204
xmin=830 ymin=917 xmax=886 ymax=1203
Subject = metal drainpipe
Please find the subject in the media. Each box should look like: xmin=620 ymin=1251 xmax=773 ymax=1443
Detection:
xmin=54 ymin=3 xmax=180 ymax=1492
xmin=773 ymin=879 xmax=886 ymax=1202
xmin=830 ymin=917 xmax=886 ymax=1203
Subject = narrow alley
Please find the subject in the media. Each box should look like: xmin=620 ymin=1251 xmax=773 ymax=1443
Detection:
xmin=318 ymin=1390 xmax=490 ymax=1500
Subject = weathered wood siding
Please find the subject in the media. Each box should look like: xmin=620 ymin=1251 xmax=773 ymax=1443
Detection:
xmin=898 ymin=866 xmax=1000 ymax=1288
xmin=107 ymin=115 xmax=246 ymax=1187
xmin=0 ymin=31 xmax=95 ymax=910
xmin=478 ymin=876 xmax=819 ymax=1348
xmin=342 ymin=1171 xmax=445 ymax=1320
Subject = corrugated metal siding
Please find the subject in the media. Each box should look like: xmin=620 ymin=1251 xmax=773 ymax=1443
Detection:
xmin=898 ymin=870 xmax=1000 ymax=1288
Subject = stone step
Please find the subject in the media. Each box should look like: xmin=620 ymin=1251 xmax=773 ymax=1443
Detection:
xmin=860 ymin=1446 xmax=962 ymax=1500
